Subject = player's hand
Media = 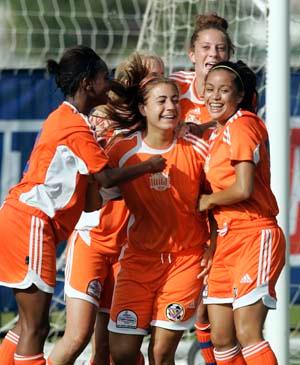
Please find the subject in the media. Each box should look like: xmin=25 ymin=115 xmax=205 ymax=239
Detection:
xmin=198 ymin=194 xmax=214 ymax=211
xmin=146 ymin=155 xmax=167 ymax=173
xmin=197 ymin=244 xmax=214 ymax=283
xmin=175 ymin=122 xmax=189 ymax=138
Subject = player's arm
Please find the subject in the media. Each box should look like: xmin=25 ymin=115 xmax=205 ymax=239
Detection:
xmin=93 ymin=155 xmax=167 ymax=188
xmin=84 ymin=179 xmax=103 ymax=212
xmin=198 ymin=161 xmax=255 ymax=211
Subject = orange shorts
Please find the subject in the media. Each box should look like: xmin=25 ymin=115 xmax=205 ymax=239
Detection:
xmin=0 ymin=202 xmax=57 ymax=293
xmin=108 ymin=245 xmax=205 ymax=335
xmin=65 ymin=231 xmax=120 ymax=310
xmin=203 ymin=219 xmax=286 ymax=310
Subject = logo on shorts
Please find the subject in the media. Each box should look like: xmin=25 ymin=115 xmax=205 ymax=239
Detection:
xmin=240 ymin=273 xmax=252 ymax=284
xmin=165 ymin=303 xmax=185 ymax=322
xmin=116 ymin=310 xmax=138 ymax=329
xmin=87 ymin=279 xmax=102 ymax=300
xmin=149 ymin=172 xmax=170 ymax=191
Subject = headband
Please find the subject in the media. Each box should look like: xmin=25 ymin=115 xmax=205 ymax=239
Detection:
xmin=211 ymin=65 xmax=244 ymax=91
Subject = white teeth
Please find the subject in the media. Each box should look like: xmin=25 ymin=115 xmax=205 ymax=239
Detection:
xmin=210 ymin=103 xmax=222 ymax=107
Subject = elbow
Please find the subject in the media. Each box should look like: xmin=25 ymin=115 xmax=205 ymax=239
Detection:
xmin=238 ymin=186 xmax=253 ymax=201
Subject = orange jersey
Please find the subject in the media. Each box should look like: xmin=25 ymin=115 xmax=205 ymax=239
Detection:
xmin=106 ymin=131 xmax=209 ymax=253
xmin=169 ymin=71 xmax=211 ymax=124
xmin=75 ymin=195 xmax=129 ymax=256
xmin=205 ymin=109 xmax=279 ymax=225
xmin=6 ymin=102 xmax=108 ymax=241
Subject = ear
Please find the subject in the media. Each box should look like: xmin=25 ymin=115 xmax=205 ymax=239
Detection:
xmin=188 ymin=49 xmax=196 ymax=64
xmin=81 ymin=77 xmax=92 ymax=91
xmin=237 ymin=91 xmax=245 ymax=104
xmin=138 ymin=103 xmax=146 ymax=117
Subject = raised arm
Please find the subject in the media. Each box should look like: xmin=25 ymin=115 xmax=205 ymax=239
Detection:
xmin=93 ymin=155 xmax=167 ymax=188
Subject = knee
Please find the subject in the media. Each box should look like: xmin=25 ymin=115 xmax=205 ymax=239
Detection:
xmin=210 ymin=329 xmax=236 ymax=351
xmin=235 ymin=323 xmax=263 ymax=347
xmin=150 ymin=342 xmax=174 ymax=365
xmin=110 ymin=344 xmax=139 ymax=365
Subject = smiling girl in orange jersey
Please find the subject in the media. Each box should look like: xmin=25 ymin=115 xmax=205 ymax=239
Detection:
xmin=170 ymin=14 xmax=236 ymax=365
xmin=0 ymin=46 xmax=166 ymax=365
xmin=101 ymin=54 xmax=212 ymax=365
xmin=199 ymin=61 xmax=285 ymax=365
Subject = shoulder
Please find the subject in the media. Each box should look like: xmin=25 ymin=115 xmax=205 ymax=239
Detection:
xmin=169 ymin=70 xmax=195 ymax=84
xmin=181 ymin=133 xmax=209 ymax=160
xmin=105 ymin=131 xmax=140 ymax=159
xmin=229 ymin=110 xmax=266 ymax=133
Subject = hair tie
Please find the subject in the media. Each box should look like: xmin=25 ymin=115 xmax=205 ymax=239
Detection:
xmin=139 ymin=75 xmax=159 ymax=89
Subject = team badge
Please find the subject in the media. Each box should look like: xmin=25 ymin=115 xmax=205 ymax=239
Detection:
xmin=165 ymin=303 xmax=185 ymax=322
xmin=116 ymin=310 xmax=138 ymax=329
xmin=86 ymin=279 xmax=102 ymax=300
xmin=149 ymin=171 xmax=170 ymax=191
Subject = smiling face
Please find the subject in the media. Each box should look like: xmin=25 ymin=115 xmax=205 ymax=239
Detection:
xmin=189 ymin=28 xmax=229 ymax=80
xmin=204 ymin=68 xmax=244 ymax=125
xmin=139 ymin=82 xmax=180 ymax=133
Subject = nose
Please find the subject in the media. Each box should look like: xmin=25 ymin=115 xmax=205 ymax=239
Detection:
xmin=208 ymin=46 xmax=218 ymax=58
xmin=212 ymin=90 xmax=221 ymax=100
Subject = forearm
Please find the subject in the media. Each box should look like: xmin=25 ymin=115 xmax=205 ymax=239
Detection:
xmin=208 ymin=183 xmax=251 ymax=208
xmin=94 ymin=162 xmax=152 ymax=188
xmin=84 ymin=181 xmax=102 ymax=212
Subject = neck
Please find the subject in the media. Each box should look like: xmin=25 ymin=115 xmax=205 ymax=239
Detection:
xmin=143 ymin=128 xmax=174 ymax=149
xmin=194 ymin=76 xmax=205 ymax=99
xmin=66 ymin=95 xmax=90 ymax=116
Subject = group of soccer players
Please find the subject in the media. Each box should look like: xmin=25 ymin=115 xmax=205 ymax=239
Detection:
xmin=0 ymin=12 xmax=285 ymax=365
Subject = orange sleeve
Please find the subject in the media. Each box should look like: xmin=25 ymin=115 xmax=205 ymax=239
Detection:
xmin=67 ymin=129 xmax=109 ymax=174
xmin=229 ymin=116 xmax=262 ymax=163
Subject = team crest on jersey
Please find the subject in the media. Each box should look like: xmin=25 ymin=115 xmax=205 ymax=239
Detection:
xmin=116 ymin=310 xmax=138 ymax=329
xmin=165 ymin=303 xmax=185 ymax=322
xmin=87 ymin=279 xmax=102 ymax=300
xmin=149 ymin=172 xmax=171 ymax=191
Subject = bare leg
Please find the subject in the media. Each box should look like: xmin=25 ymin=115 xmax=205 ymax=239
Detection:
xmin=90 ymin=311 xmax=110 ymax=365
xmin=14 ymin=286 xmax=52 ymax=355
xmin=109 ymin=332 xmax=144 ymax=365
xmin=148 ymin=327 xmax=183 ymax=365
xmin=234 ymin=300 xmax=268 ymax=347
xmin=49 ymin=297 xmax=97 ymax=365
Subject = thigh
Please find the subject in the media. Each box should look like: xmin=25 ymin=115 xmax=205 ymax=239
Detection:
xmin=65 ymin=231 xmax=112 ymax=306
xmin=99 ymin=259 xmax=120 ymax=312
xmin=63 ymin=296 xmax=97 ymax=339
xmin=234 ymin=300 xmax=268 ymax=346
xmin=232 ymin=226 xmax=286 ymax=310
xmin=0 ymin=203 xmax=56 ymax=292
xmin=153 ymin=249 xmax=203 ymax=331
xmin=109 ymin=250 xmax=163 ymax=335
xmin=109 ymin=331 xmax=144 ymax=364
xmin=203 ymin=237 xmax=234 ymax=305
xmin=207 ymin=304 xmax=236 ymax=348
xmin=149 ymin=327 xmax=183 ymax=365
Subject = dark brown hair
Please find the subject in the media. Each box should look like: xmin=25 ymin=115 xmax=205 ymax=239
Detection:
xmin=190 ymin=13 xmax=234 ymax=57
